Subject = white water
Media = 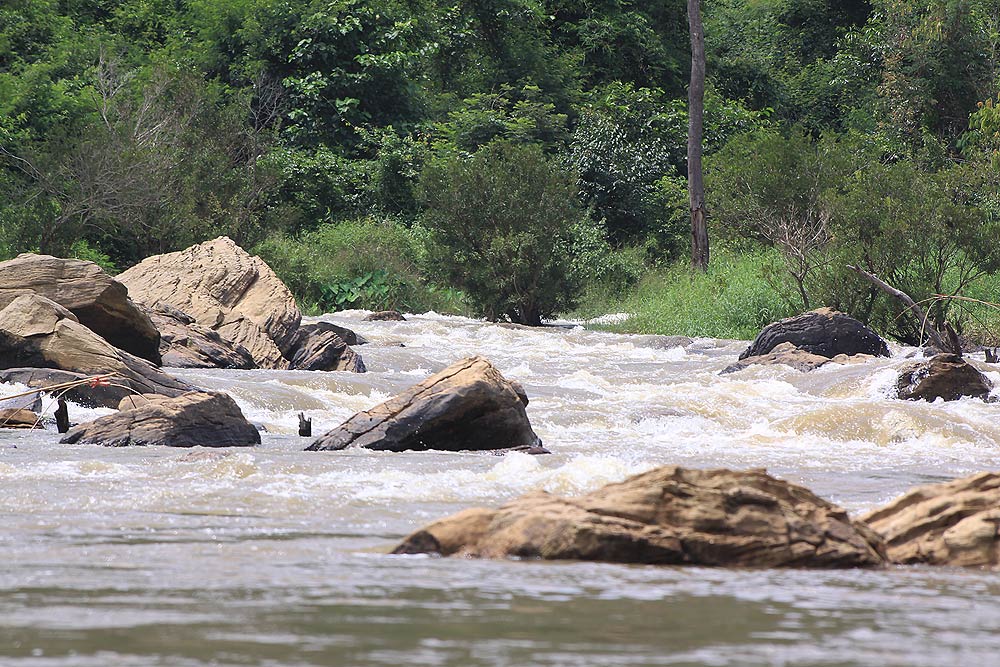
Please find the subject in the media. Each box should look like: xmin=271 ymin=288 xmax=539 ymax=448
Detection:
xmin=2 ymin=311 xmax=1000 ymax=666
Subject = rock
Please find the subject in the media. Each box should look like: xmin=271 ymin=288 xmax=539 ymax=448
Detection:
xmin=311 ymin=322 xmax=367 ymax=347
xmin=0 ymin=253 xmax=161 ymax=364
xmin=307 ymin=356 xmax=540 ymax=452
xmin=740 ymin=308 xmax=890 ymax=361
xmin=0 ymin=294 xmax=196 ymax=401
xmin=722 ymin=342 xmax=834 ymax=374
xmin=393 ymin=465 xmax=887 ymax=568
xmin=147 ymin=303 xmax=256 ymax=369
xmin=60 ymin=391 xmax=260 ymax=447
xmin=287 ymin=323 xmax=366 ymax=372
xmin=0 ymin=368 xmax=137 ymax=409
xmin=0 ymin=408 xmax=42 ymax=429
xmin=895 ymin=353 xmax=993 ymax=401
xmin=117 ymin=237 xmax=301 ymax=368
xmin=0 ymin=389 xmax=42 ymax=412
xmin=862 ymin=472 xmax=1000 ymax=567
xmin=629 ymin=335 xmax=693 ymax=350
xmin=363 ymin=310 xmax=406 ymax=322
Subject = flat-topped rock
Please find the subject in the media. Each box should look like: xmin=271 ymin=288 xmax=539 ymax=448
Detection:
xmin=393 ymin=465 xmax=887 ymax=568
xmin=61 ymin=391 xmax=259 ymax=447
xmin=0 ymin=253 xmax=160 ymax=363
xmin=862 ymin=472 xmax=1000 ymax=567
xmin=0 ymin=408 xmax=41 ymax=429
xmin=741 ymin=308 xmax=889 ymax=360
xmin=117 ymin=237 xmax=301 ymax=368
xmin=722 ymin=342 xmax=875 ymax=374
xmin=307 ymin=356 xmax=540 ymax=452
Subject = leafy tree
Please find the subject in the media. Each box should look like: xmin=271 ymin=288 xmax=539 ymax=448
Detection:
xmin=419 ymin=141 xmax=591 ymax=324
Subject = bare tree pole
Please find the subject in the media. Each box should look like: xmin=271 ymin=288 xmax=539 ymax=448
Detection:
xmin=688 ymin=0 xmax=709 ymax=271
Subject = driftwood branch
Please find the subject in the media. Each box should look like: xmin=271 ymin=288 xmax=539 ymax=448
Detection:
xmin=846 ymin=265 xmax=951 ymax=353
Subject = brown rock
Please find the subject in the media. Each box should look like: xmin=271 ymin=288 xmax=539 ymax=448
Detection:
xmin=741 ymin=308 xmax=889 ymax=360
xmin=60 ymin=391 xmax=260 ymax=447
xmin=287 ymin=323 xmax=366 ymax=372
xmin=117 ymin=237 xmax=301 ymax=368
xmin=0 ymin=294 xmax=195 ymax=401
xmin=895 ymin=353 xmax=993 ymax=401
xmin=363 ymin=310 xmax=406 ymax=322
xmin=0 ymin=368 xmax=141 ymax=409
xmin=147 ymin=303 xmax=256 ymax=369
xmin=0 ymin=408 xmax=42 ymax=429
xmin=0 ymin=253 xmax=161 ymax=363
xmin=307 ymin=356 xmax=540 ymax=452
xmin=393 ymin=465 xmax=887 ymax=568
xmin=862 ymin=472 xmax=1000 ymax=567
xmin=722 ymin=342 xmax=834 ymax=374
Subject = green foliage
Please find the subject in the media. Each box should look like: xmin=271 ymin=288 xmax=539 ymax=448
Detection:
xmin=67 ymin=239 xmax=118 ymax=274
xmin=419 ymin=141 xmax=591 ymax=325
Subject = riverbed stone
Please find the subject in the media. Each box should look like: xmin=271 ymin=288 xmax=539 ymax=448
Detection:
xmin=287 ymin=322 xmax=366 ymax=372
xmin=60 ymin=391 xmax=259 ymax=447
xmin=740 ymin=308 xmax=890 ymax=361
xmin=862 ymin=472 xmax=1000 ymax=567
xmin=117 ymin=237 xmax=302 ymax=368
xmin=0 ymin=294 xmax=195 ymax=400
xmin=0 ymin=253 xmax=161 ymax=364
xmin=307 ymin=356 xmax=541 ymax=452
xmin=0 ymin=408 xmax=41 ymax=429
xmin=363 ymin=310 xmax=406 ymax=322
xmin=147 ymin=302 xmax=256 ymax=369
xmin=895 ymin=353 xmax=993 ymax=402
xmin=393 ymin=465 xmax=887 ymax=568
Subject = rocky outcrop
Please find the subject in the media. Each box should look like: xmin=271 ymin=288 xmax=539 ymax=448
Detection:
xmin=0 ymin=368 xmax=137 ymax=408
xmin=117 ymin=237 xmax=301 ymax=368
xmin=895 ymin=353 xmax=993 ymax=402
xmin=0 ymin=408 xmax=41 ymax=429
xmin=286 ymin=322 xmax=366 ymax=372
xmin=722 ymin=342 xmax=875 ymax=374
xmin=862 ymin=472 xmax=1000 ymax=567
xmin=147 ymin=303 xmax=255 ymax=369
xmin=307 ymin=356 xmax=540 ymax=452
xmin=363 ymin=310 xmax=406 ymax=322
xmin=0 ymin=253 xmax=161 ymax=364
xmin=740 ymin=308 xmax=890 ymax=361
xmin=60 ymin=391 xmax=260 ymax=447
xmin=393 ymin=465 xmax=887 ymax=568
xmin=0 ymin=294 xmax=195 ymax=400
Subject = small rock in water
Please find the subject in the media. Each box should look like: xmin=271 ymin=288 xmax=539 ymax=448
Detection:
xmin=363 ymin=310 xmax=406 ymax=322
xmin=895 ymin=353 xmax=993 ymax=401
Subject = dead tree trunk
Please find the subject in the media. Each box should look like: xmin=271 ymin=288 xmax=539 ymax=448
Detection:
xmin=688 ymin=0 xmax=709 ymax=271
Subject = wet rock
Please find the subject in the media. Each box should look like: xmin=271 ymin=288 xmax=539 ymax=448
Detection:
xmin=363 ymin=310 xmax=406 ymax=322
xmin=60 ymin=391 xmax=259 ymax=447
xmin=0 ymin=368 xmax=138 ymax=409
xmin=307 ymin=356 xmax=541 ymax=452
xmin=287 ymin=322 xmax=366 ymax=372
xmin=315 ymin=322 xmax=367 ymax=347
xmin=722 ymin=342 xmax=834 ymax=374
xmin=117 ymin=237 xmax=301 ymax=368
xmin=393 ymin=465 xmax=887 ymax=568
xmin=629 ymin=335 xmax=693 ymax=350
xmin=147 ymin=303 xmax=255 ymax=369
xmin=895 ymin=353 xmax=993 ymax=402
xmin=0 ymin=389 xmax=42 ymax=412
xmin=740 ymin=308 xmax=889 ymax=361
xmin=0 ymin=253 xmax=161 ymax=364
xmin=0 ymin=408 xmax=42 ymax=429
xmin=862 ymin=472 xmax=1000 ymax=567
xmin=0 ymin=294 xmax=196 ymax=401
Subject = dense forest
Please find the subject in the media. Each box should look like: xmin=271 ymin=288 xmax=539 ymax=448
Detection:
xmin=2 ymin=0 xmax=999 ymax=340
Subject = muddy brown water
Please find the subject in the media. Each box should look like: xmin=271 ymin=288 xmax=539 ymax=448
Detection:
xmin=2 ymin=311 xmax=1000 ymax=666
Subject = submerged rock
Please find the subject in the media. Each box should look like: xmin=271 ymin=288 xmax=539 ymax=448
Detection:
xmin=0 ymin=408 xmax=41 ymax=429
xmin=393 ymin=465 xmax=887 ymax=568
xmin=117 ymin=237 xmax=302 ymax=368
xmin=741 ymin=308 xmax=889 ymax=361
xmin=307 ymin=356 xmax=541 ymax=452
xmin=862 ymin=472 xmax=1000 ymax=567
xmin=0 ymin=253 xmax=161 ymax=364
xmin=895 ymin=353 xmax=993 ymax=402
xmin=722 ymin=342 xmax=876 ymax=374
xmin=61 ymin=391 xmax=259 ymax=447
xmin=0 ymin=295 xmax=195 ymax=400
xmin=363 ymin=310 xmax=406 ymax=322
xmin=147 ymin=302 xmax=256 ymax=369
xmin=287 ymin=322 xmax=366 ymax=372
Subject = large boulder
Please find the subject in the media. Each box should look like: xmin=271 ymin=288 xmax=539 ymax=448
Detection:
xmin=117 ymin=237 xmax=301 ymax=368
xmin=740 ymin=308 xmax=890 ymax=361
xmin=287 ymin=322 xmax=366 ymax=372
xmin=0 ymin=253 xmax=161 ymax=364
xmin=307 ymin=356 xmax=540 ymax=452
xmin=0 ymin=294 xmax=195 ymax=400
xmin=862 ymin=472 xmax=1000 ymax=567
xmin=0 ymin=368 xmax=140 ymax=409
xmin=895 ymin=353 xmax=993 ymax=402
xmin=60 ymin=391 xmax=260 ymax=447
xmin=147 ymin=303 xmax=255 ymax=369
xmin=393 ymin=465 xmax=887 ymax=568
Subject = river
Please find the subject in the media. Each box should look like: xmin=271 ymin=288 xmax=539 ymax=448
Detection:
xmin=2 ymin=311 xmax=1000 ymax=666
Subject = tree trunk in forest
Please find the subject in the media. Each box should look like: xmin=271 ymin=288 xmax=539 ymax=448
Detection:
xmin=688 ymin=0 xmax=709 ymax=271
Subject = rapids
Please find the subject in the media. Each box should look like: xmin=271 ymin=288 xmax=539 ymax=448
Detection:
xmin=2 ymin=311 xmax=1000 ymax=666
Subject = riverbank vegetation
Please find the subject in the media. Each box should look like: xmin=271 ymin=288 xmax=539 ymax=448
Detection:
xmin=2 ymin=0 xmax=999 ymax=343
